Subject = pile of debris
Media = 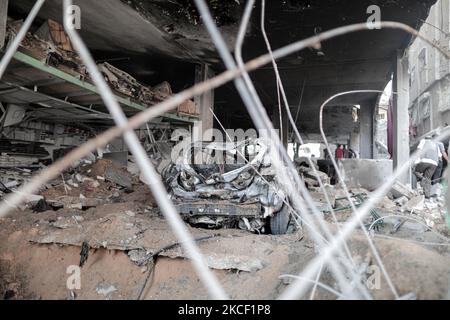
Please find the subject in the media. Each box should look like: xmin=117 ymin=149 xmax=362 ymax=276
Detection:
xmin=293 ymin=157 xmax=450 ymax=241
xmin=5 ymin=18 xmax=198 ymax=115
xmin=6 ymin=18 xmax=84 ymax=76
xmin=296 ymin=161 xmax=331 ymax=188
xmin=0 ymin=157 xmax=151 ymax=213
xmin=385 ymin=181 xmax=448 ymax=232
xmin=38 ymin=159 xmax=137 ymax=210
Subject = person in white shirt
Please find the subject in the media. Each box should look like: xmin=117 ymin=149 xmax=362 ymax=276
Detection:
xmin=432 ymin=136 xmax=448 ymax=185
xmin=414 ymin=136 xmax=439 ymax=199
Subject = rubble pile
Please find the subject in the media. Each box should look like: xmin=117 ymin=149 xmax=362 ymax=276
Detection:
xmin=39 ymin=159 xmax=137 ymax=209
xmin=0 ymin=157 xmax=158 ymax=212
xmin=292 ymin=157 xmax=450 ymax=245
xmin=6 ymin=19 xmax=84 ymax=76
xmin=5 ymin=18 xmax=198 ymax=115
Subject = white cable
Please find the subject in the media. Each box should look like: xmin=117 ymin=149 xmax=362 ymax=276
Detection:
xmin=63 ymin=0 xmax=227 ymax=300
xmin=318 ymin=90 xmax=400 ymax=299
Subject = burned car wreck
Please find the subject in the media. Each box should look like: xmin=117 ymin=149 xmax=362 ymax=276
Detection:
xmin=162 ymin=139 xmax=292 ymax=234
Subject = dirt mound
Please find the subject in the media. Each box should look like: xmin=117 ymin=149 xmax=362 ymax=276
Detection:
xmin=86 ymin=159 xmax=114 ymax=178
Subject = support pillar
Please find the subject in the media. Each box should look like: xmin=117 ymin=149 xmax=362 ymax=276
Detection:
xmin=393 ymin=51 xmax=410 ymax=184
xmin=0 ymin=0 xmax=8 ymax=50
xmin=193 ymin=64 xmax=214 ymax=142
xmin=359 ymin=102 xmax=374 ymax=159
xmin=349 ymin=128 xmax=360 ymax=157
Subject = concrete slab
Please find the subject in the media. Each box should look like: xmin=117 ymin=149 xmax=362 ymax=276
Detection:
xmin=103 ymin=151 xmax=128 ymax=168
xmin=339 ymin=159 xmax=393 ymax=191
xmin=28 ymin=212 xmax=296 ymax=272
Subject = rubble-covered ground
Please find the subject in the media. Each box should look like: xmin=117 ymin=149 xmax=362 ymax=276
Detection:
xmin=1 ymin=159 xmax=450 ymax=300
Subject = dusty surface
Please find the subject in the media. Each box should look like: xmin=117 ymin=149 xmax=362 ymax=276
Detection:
xmin=0 ymin=205 xmax=315 ymax=300
xmin=2 ymin=162 xmax=450 ymax=300
xmin=1 ymin=201 xmax=450 ymax=300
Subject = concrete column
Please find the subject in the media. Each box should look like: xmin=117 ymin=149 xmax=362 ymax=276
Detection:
xmin=193 ymin=64 xmax=215 ymax=142
xmin=359 ymin=102 xmax=374 ymax=159
xmin=272 ymin=106 xmax=289 ymax=148
xmin=349 ymin=128 xmax=360 ymax=157
xmin=0 ymin=0 xmax=8 ymax=50
xmin=393 ymin=51 xmax=411 ymax=184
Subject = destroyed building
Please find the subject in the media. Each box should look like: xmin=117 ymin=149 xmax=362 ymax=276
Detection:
xmin=1 ymin=0 xmax=450 ymax=302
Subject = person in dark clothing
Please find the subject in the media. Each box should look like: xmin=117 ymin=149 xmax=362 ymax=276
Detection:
xmin=431 ymin=139 xmax=448 ymax=185
xmin=414 ymin=137 xmax=439 ymax=199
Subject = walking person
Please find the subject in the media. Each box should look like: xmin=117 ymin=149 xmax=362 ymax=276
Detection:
xmin=431 ymin=135 xmax=448 ymax=185
xmin=414 ymin=136 xmax=439 ymax=199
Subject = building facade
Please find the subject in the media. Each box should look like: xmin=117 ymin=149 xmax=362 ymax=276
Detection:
xmin=408 ymin=0 xmax=450 ymax=145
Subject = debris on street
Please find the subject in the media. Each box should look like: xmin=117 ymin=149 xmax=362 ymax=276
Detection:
xmin=2 ymin=0 xmax=450 ymax=302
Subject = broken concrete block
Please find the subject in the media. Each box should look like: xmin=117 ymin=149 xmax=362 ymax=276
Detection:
xmin=404 ymin=195 xmax=425 ymax=212
xmin=394 ymin=196 xmax=409 ymax=207
xmin=204 ymin=254 xmax=264 ymax=273
xmin=334 ymin=189 xmax=351 ymax=208
xmin=52 ymin=196 xmax=105 ymax=209
xmin=304 ymin=170 xmax=330 ymax=185
xmin=52 ymin=217 xmax=78 ymax=229
xmin=75 ymin=174 xmax=85 ymax=183
xmin=128 ymin=249 xmax=152 ymax=267
xmin=380 ymin=196 xmax=397 ymax=210
xmin=391 ymin=181 xmax=415 ymax=200
xmin=96 ymin=283 xmax=117 ymax=298
xmin=125 ymin=210 xmax=135 ymax=217
xmin=13 ymin=191 xmax=43 ymax=205
xmin=67 ymin=179 xmax=79 ymax=188
xmin=350 ymin=187 xmax=370 ymax=195
xmin=73 ymin=215 xmax=84 ymax=222
xmin=304 ymin=177 xmax=320 ymax=188
xmin=105 ymin=167 xmax=132 ymax=190
xmin=4 ymin=181 xmax=19 ymax=189
xmin=339 ymin=159 xmax=393 ymax=191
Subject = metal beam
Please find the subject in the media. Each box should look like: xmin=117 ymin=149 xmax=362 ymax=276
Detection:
xmin=10 ymin=51 xmax=198 ymax=124
xmin=59 ymin=90 xmax=98 ymax=99
xmin=28 ymin=78 xmax=66 ymax=88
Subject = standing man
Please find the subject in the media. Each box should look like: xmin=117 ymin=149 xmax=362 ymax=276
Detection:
xmin=414 ymin=136 xmax=439 ymax=199
xmin=343 ymin=145 xmax=350 ymax=158
xmin=432 ymin=134 xmax=448 ymax=185
xmin=335 ymin=144 xmax=344 ymax=160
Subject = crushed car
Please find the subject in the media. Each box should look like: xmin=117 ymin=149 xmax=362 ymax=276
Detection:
xmin=162 ymin=139 xmax=292 ymax=234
